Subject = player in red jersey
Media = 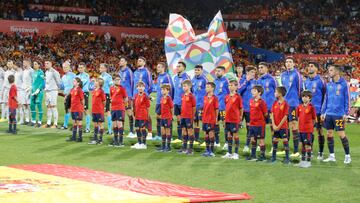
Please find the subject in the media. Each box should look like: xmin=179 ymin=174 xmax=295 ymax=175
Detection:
xmin=88 ymin=78 xmax=106 ymax=145
xmin=201 ymin=82 xmax=219 ymax=157
xmin=247 ymin=85 xmax=268 ymax=161
xmin=178 ymin=79 xmax=196 ymax=155
xmin=296 ymin=90 xmax=316 ymax=168
xmin=158 ymin=83 xmax=173 ymax=152
xmin=7 ymin=75 xmax=18 ymax=134
xmin=131 ymin=81 xmax=151 ymax=149
xmin=270 ymin=86 xmax=290 ymax=163
xmin=222 ymin=80 xmax=243 ymax=160
xmin=67 ymin=78 xmax=84 ymax=142
xmin=109 ymin=76 xmax=128 ymax=147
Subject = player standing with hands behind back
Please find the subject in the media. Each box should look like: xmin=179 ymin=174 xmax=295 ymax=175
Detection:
xmin=321 ymin=65 xmax=351 ymax=164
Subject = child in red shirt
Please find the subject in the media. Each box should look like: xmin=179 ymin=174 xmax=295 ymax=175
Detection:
xmin=201 ymin=82 xmax=219 ymax=157
xmin=110 ymin=76 xmax=128 ymax=147
xmin=270 ymin=86 xmax=290 ymax=163
xmin=296 ymin=90 xmax=316 ymax=168
xmin=178 ymin=80 xmax=196 ymax=155
xmin=7 ymin=75 xmax=18 ymax=134
xmin=89 ymin=78 xmax=106 ymax=145
xmin=222 ymin=80 xmax=243 ymax=160
xmin=158 ymin=84 xmax=173 ymax=152
xmin=131 ymin=81 xmax=151 ymax=149
xmin=247 ymin=85 xmax=268 ymax=161
xmin=67 ymin=78 xmax=84 ymax=142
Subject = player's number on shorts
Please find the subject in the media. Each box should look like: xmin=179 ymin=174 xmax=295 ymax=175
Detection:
xmin=291 ymin=110 xmax=296 ymax=118
xmin=335 ymin=119 xmax=344 ymax=128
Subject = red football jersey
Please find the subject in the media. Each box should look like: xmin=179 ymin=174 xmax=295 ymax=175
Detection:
xmin=70 ymin=87 xmax=84 ymax=112
xmin=92 ymin=88 xmax=106 ymax=114
xmin=202 ymin=95 xmax=219 ymax=124
xmin=134 ymin=93 xmax=150 ymax=120
xmin=271 ymin=100 xmax=289 ymax=129
xmin=181 ymin=93 xmax=196 ymax=119
xmin=249 ymin=98 xmax=267 ymax=126
xmin=225 ymin=94 xmax=243 ymax=123
xmin=110 ymin=86 xmax=127 ymax=110
xmin=297 ymin=103 xmax=316 ymax=133
xmin=160 ymin=95 xmax=174 ymax=119
xmin=8 ymin=84 xmax=18 ymax=109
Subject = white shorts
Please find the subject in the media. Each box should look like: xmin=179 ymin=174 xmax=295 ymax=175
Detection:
xmin=2 ymin=88 xmax=9 ymax=104
xmin=24 ymin=90 xmax=31 ymax=105
xmin=45 ymin=90 xmax=58 ymax=106
xmin=17 ymin=90 xmax=26 ymax=105
xmin=0 ymin=89 xmax=2 ymax=103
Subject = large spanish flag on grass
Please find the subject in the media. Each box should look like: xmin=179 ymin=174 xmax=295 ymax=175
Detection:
xmin=0 ymin=164 xmax=251 ymax=202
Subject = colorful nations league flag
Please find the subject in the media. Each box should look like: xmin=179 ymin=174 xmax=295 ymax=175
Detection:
xmin=165 ymin=11 xmax=234 ymax=79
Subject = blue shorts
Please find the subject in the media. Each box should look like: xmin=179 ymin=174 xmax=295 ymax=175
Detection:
xmin=71 ymin=112 xmax=83 ymax=121
xmin=288 ymin=106 xmax=298 ymax=121
xmin=300 ymin=133 xmax=313 ymax=145
xmin=160 ymin=119 xmax=172 ymax=128
xmin=225 ymin=122 xmax=239 ymax=133
xmin=217 ymin=110 xmax=226 ymax=121
xmin=202 ymin=123 xmax=215 ymax=132
xmin=265 ymin=110 xmax=272 ymax=124
xmin=273 ymin=129 xmax=288 ymax=139
xmin=243 ymin=111 xmax=250 ymax=123
xmin=324 ymin=115 xmax=345 ymax=131
xmin=84 ymin=92 xmax=89 ymax=110
xmin=126 ymin=99 xmax=133 ymax=110
xmin=249 ymin=126 xmax=265 ymax=139
xmin=92 ymin=113 xmax=104 ymax=123
xmin=156 ymin=104 xmax=161 ymax=115
xmin=105 ymin=94 xmax=111 ymax=112
xmin=111 ymin=110 xmax=125 ymax=121
xmin=9 ymin=108 xmax=16 ymax=119
xmin=194 ymin=108 xmax=203 ymax=122
xmin=174 ymin=104 xmax=181 ymax=116
xmin=315 ymin=114 xmax=323 ymax=129
xmin=135 ymin=119 xmax=147 ymax=128
xmin=180 ymin=118 xmax=193 ymax=129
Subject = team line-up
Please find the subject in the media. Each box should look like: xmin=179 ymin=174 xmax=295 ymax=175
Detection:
xmin=0 ymin=56 xmax=351 ymax=167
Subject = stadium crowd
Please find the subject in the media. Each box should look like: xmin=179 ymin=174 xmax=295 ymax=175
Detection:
xmin=1 ymin=0 xmax=359 ymax=55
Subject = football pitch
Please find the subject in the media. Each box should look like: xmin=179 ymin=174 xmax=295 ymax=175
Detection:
xmin=0 ymin=95 xmax=359 ymax=203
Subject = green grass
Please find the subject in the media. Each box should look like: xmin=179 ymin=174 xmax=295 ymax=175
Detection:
xmin=0 ymin=94 xmax=360 ymax=203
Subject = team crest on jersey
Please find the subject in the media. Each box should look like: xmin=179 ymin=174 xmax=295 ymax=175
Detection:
xmin=219 ymin=82 xmax=223 ymax=93
xmin=336 ymin=84 xmax=341 ymax=95
xmin=255 ymin=102 xmax=259 ymax=107
xmin=280 ymin=105 xmax=284 ymax=110
xmin=312 ymin=83 xmax=316 ymax=92
xmin=186 ymin=96 xmax=189 ymax=101
xmin=265 ymin=81 xmax=269 ymax=91
xmin=289 ymin=76 xmax=293 ymax=82
xmin=305 ymin=108 xmax=309 ymax=113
